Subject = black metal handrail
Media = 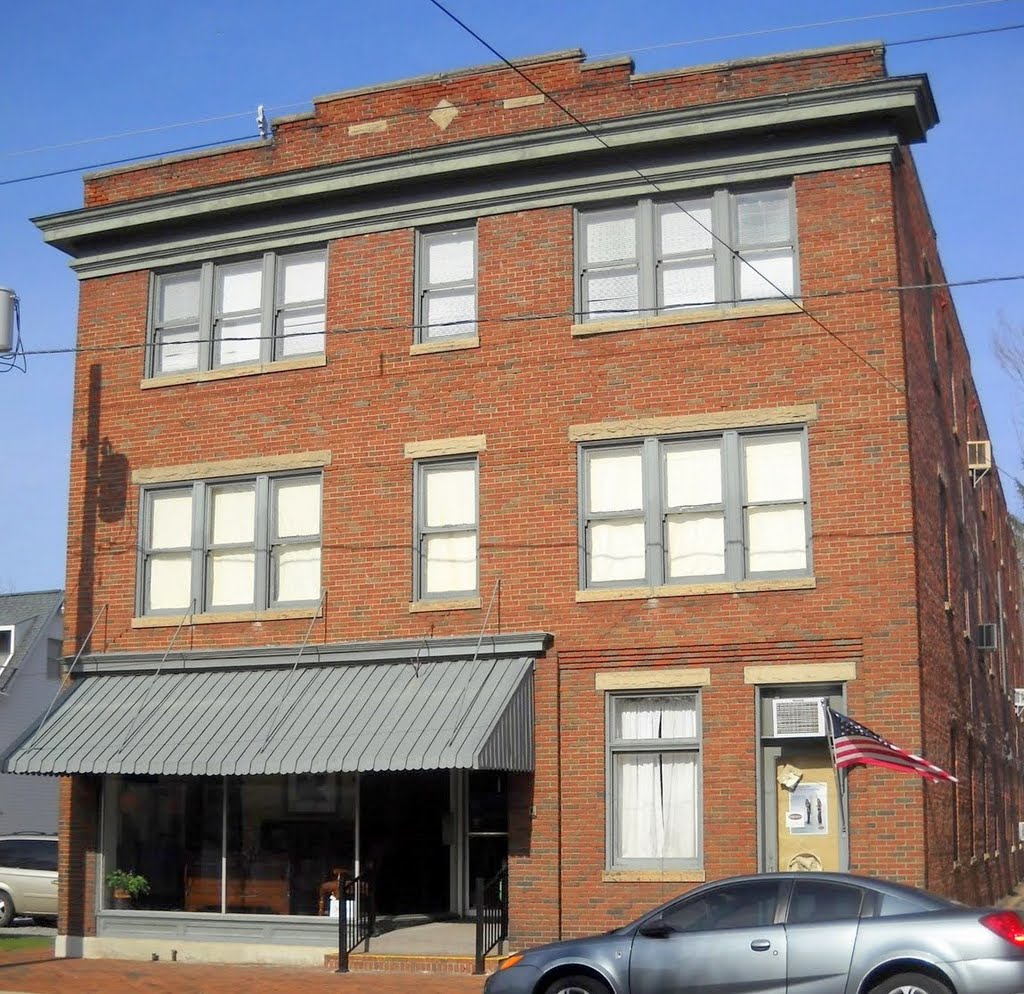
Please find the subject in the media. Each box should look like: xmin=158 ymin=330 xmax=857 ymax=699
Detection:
xmin=335 ymin=870 xmax=375 ymax=973
xmin=474 ymin=861 xmax=509 ymax=974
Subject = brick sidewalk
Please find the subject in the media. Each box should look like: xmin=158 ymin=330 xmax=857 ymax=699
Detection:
xmin=0 ymin=948 xmax=487 ymax=994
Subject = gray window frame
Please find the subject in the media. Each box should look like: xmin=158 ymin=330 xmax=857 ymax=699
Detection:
xmin=414 ymin=226 xmax=478 ymax=343
xmin=578 ymin=426 xmax=812 ymax=589
xmin=147 ymin=247 xmax=327 ymax=377
xmin=605 ymin=690 xmax=704 ymax=871
xmin=575 ymin=185 xmax=798 ymax=322
xmin=0 ymin=627 xmax=12 ymax=675
xmin=137 ymin=471 xmax=322 ymax=616
xmin=412 ymin=456 xmax=479 ymax=601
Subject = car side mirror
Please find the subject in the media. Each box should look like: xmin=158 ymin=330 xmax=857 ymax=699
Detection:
xmin=638 ymin=917 xmax=675 ymax=938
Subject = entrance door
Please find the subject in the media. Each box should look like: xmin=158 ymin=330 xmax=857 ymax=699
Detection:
xmin=774 ymin=746 xmax=842 ymax=873
xmin=465 ymin=771 xmax=508 ymax=911
xmin=360 ymin=771 xmax=451 ymax=916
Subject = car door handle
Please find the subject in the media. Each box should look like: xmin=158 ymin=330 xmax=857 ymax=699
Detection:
xmin=750 ymin=939 xmax=772 ymax=952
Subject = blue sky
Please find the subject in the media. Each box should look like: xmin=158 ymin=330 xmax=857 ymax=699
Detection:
xmin=1 ymin=0 xmax=1022 ymax=593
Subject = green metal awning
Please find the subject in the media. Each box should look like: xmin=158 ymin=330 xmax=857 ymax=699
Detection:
xmin=5 ymin=656 xmax=534 ymax=776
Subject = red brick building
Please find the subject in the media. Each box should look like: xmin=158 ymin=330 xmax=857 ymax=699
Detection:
xmin=11 ymin=43 xmax=1024 ymax=964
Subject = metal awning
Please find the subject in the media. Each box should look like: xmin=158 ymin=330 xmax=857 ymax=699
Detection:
xmin=4 ymin=656 xmax=534 ymax=776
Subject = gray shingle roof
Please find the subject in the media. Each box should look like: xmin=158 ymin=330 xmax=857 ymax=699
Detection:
xmin=0 ymin=590 xmax=63 ymax=692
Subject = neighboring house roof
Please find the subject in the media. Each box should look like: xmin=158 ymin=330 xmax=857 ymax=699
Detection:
xmin=0 ymin=591 xmax=64 ymax=694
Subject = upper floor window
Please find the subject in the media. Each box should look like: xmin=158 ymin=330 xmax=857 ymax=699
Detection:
xmin=416 ymin=227 xmax=477 ymax=342
xmin=140 ymin=472 xmax=321 ymax=615
xmin=414 ymin=458 xmax=478 ymax=599
xmin=580 ymin=427 xmax=810 ymax=588
xmin=577 ymin=186 xmax=796 ymax=321
xmin=149 ymin=249 xmax=327 ymax=376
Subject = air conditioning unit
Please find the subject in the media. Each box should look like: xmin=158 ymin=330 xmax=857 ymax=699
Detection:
xmin=772 ymin=698 xmax=826 ymax=738
xmin=1019 ymin=820 xmax=1024 ymax=844
xmin=968 ymin=440 xmax=992 ymax=485
xmin=1014 ymin=688 xmax=1024 ymax=715
xmin=977 ymin=623 xmax=999 ymax=652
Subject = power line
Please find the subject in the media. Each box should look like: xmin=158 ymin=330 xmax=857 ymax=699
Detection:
xmin=1 ymin=16 xmax=1021 ymax=186
xmin=426 ymin=0 xmax=923 ymax=395
xmin=887 ymin=20 xmax=1024 ymax=43
xmin=0 ymin=0 xmax=1007 ymax=166
xmin=591 ymin=0 xmax=1018 ymax=58
xmin=0 ymin=136 xmax=255 ymax=188
xmin=17 ymin=273 xmax=1024 ymax=358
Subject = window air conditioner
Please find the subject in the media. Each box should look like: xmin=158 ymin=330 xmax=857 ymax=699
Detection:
xmin=1014 ymin=688 xmax=1024 ymax=712
xmin=772 ymin=698 xmax=826 ymax=738
xmin=977 ymin=623 xmax=999 ymax=652
xmin=968 ymin=440 xmax=991 ymax=472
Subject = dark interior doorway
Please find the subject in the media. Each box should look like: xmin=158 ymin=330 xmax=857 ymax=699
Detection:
xmin=360 ymin=770 xmax=450 ymax=916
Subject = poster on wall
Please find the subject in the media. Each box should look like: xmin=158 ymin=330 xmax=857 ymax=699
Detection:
xmin=785 ymin=782 xmax=828 ymax=835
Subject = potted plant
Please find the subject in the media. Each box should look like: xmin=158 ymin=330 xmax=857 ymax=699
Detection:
xmin=106 ymin=868 xmax=149 ymax=909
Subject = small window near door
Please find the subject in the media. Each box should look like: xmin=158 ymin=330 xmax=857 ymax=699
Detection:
xmin=787 ymin=880 xmax=863 ymax=924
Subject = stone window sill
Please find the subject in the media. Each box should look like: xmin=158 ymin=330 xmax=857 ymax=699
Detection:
xmin=141 ymin=353 xmax=326 ymax=389
xmin=132 ymin=606 xmax=320 ymax=628
xmin=408 ymin=597 xmax=482 ymax=613
xmin=409 ymin=336 xmax=480 ymax=356
xmin=577 ymin=577 xmax=815 ymax=603
xmin=572 ymin=299 xmax=802 ymax=338
xmin=602 ymin=869 xmax=705 ymax=883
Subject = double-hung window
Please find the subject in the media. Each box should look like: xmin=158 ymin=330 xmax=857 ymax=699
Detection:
xmin=149 ymin=249 xmax=326 ymax=376
xmin=414 ymin=458 xmax=478 ymax=599
xmin=608 ymin=692 xmax=702 ymax=868
xmin=577 ymin=186 xmax=796 ymax=321
xmin=580 ymin=427 xmax=810 ymax=588
xmin=416 ymin=227 xmax=477 ymax=342
xmin=140 ymin=472 xmax=322 ymax=615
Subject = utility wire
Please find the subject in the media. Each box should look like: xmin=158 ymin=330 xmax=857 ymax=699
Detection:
xmin=16 ymin=273 xmax=1024 ymax=358
xmin=1 ymin=17 xmax=1021 ymax=186
xmin=0 ymin=0 xmax=1009 ymax=164
xmin=0 ymin=136 xmax=255 ymax=188
xmin=592 ymin=0 xmax=1018 ymax=58
xmin=426 ymin=0 xmax=926 ymax=395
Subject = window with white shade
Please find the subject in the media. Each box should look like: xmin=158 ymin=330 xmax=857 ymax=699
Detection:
xmin=580 ymin=427 xmax=810 ymax=588
xmin=577 ymin=186 xmax=796 ymax=321
xmin=608 ymin=692 xmax=702 ymax=869
xmin=149 ymin=249 xmax=326 ymax=376
xmin=414 ymin=458 xmax=478 ymax=598
xmin=416 ymin=228 xmax=477 ymax=342
xmin=139 ymin=473 xmax=322 ymax=615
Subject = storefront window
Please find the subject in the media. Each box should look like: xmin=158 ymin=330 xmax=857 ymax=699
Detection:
xmin=107 ymin=774 xmax=356 ymax=915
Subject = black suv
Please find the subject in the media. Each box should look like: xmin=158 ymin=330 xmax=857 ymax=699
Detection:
xmin=0 ymin=833 xmax=58 ymax=926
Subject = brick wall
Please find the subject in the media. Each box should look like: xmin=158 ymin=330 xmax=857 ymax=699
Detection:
xmin=55 ymin=43 xmax=1024 ymax=946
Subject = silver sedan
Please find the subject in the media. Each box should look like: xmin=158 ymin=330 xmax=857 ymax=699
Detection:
xmin=484 ymin=872 xmax=1024 ymax=994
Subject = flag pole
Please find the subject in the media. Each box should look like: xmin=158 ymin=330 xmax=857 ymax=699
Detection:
xmin=823 ymin=700 xmax=848 ymax=836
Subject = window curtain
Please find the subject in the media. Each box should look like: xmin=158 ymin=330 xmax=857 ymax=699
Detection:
xmin=208 ymin=485 xmax=256 ymax=607
xmin=588 ymin=448 xmax=645 ymax=582
xmin=615 ymin=697 xmax=698 ymax=861
xmin=147 ymin=491 xmax=193 ymax=611
xmin=424 ymin=465 xmax=477 ymax=593
xmin=664 ymin=441 xmax=725 ymax=577
xmin=744 ymin=435 xmax=806 ymax=572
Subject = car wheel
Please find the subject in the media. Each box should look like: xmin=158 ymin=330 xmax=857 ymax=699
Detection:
xmin=0 ymin=890 xmax=14 ymax=928
xmin=869 ymin=973 xmax=952 ymax=994
xmin=542 ymin=975 xmax=610 ymax=994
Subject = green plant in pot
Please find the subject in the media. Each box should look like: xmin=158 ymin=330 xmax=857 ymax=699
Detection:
xmin=106 ymin=868 xmax=149 ymax=908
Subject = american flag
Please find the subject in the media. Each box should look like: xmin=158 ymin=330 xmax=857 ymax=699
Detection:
xmin=826 ymin=707 xmax=957 ymax=784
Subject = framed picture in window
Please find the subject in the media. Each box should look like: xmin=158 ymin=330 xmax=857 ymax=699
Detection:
xmin=287 ymin=774 xmax=336 ymax=814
